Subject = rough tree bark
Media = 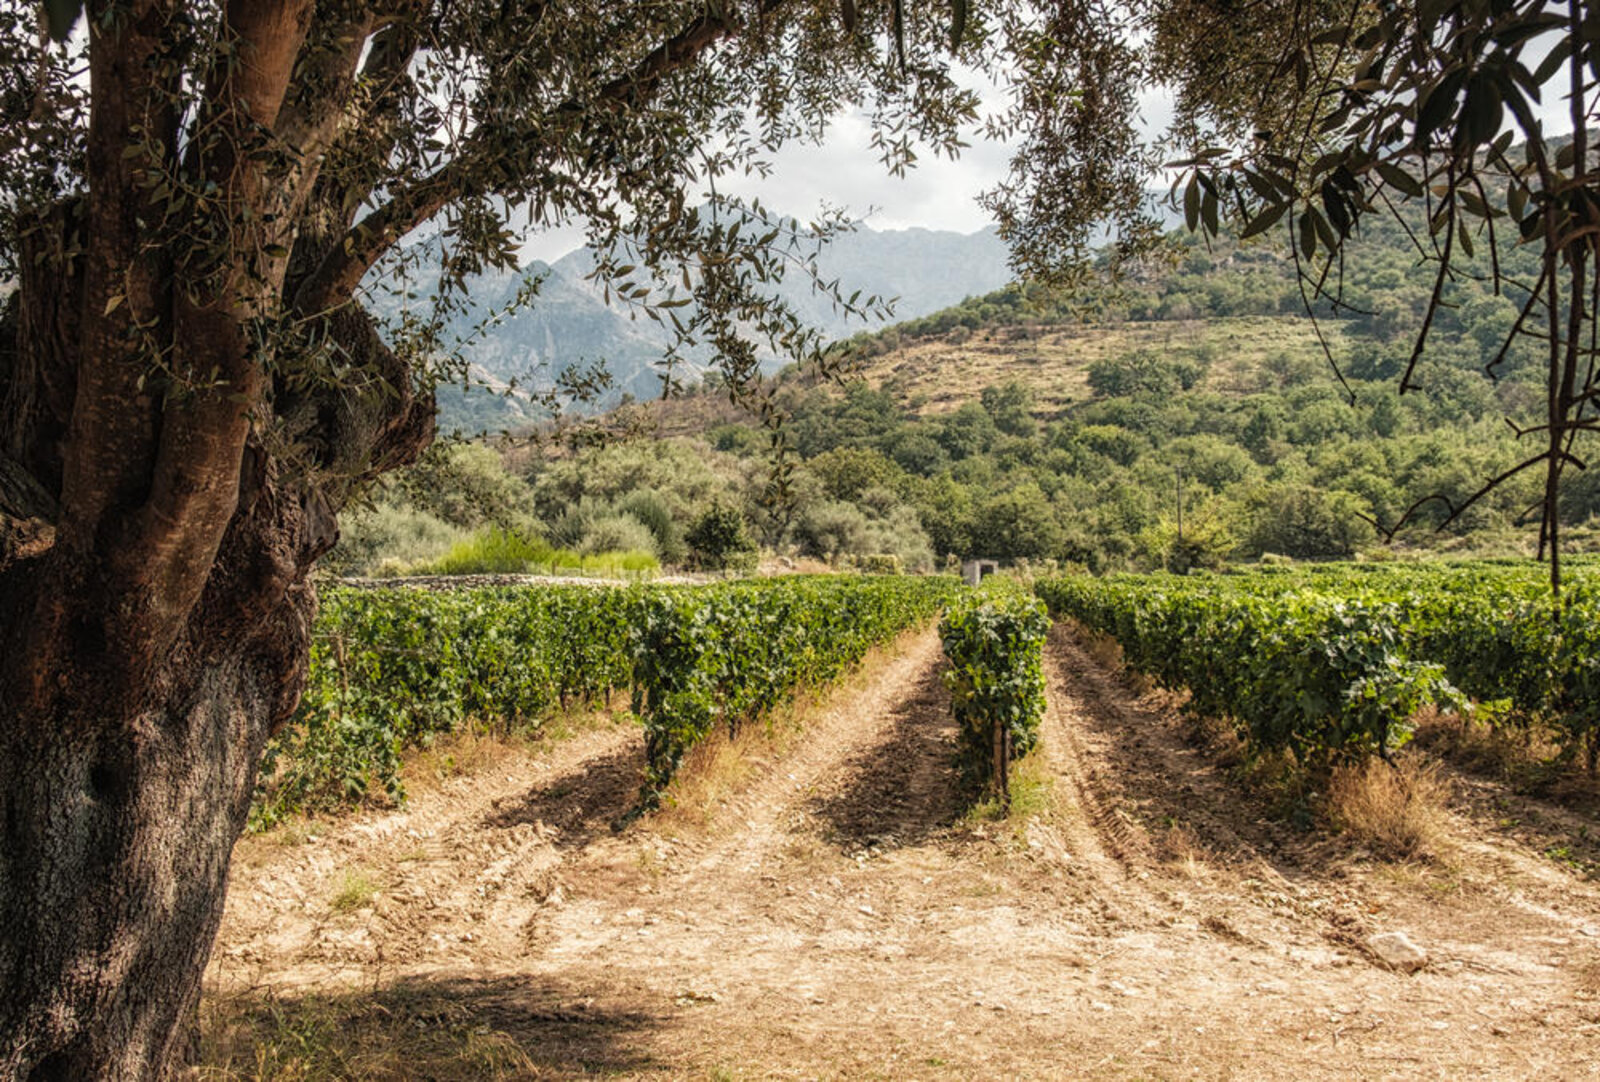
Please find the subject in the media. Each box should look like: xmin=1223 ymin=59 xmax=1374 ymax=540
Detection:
xmin=0 ymin=2 xmax=432 ymax=1076
xmin=0 ymin=0 xmax=780 ymax=1070
xmin=0 ymin=297 xmax=430 ymax=1079
xmin=0 ymin=0 xmax=969 ymax=1072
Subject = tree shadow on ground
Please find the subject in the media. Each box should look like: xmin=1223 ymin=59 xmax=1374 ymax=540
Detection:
xmin=481 ymin=736 xmax=646 ymax=849
xmin=807 ymin=660 xmax=961 ymax=853
xmin=199 ymin=973 xmax=667 ymax=1079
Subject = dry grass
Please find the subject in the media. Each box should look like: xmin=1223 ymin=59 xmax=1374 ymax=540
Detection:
xmin=193 ymin=987 xmax=539 ymax=1081
xmin=327 ymin=868 xmax=382 ymax=914
xmin=1326 ymin=757 xmax=1452 ymax=861
xmin=1577 ymin=960 xmax=1600 ymax=999
xmin=963 ymin=748 xmax=1056 ymax=828
xmin=1076 ymin=624 xmax=1123 ymax=672
xmin=644 ymin=315 xmax=1346 ymax=441
xmin=1179 ymin=710 xmax=1247 ymax=770
xmin=1413 ymin=709 xmax=1576 ymax=791
xmin=402 ymin=704 xmax=623 ymax=797
xmin=402 ymin=728 xmax=522 ymax=794
xmin=1156 ymin=823 xmax=1214 ymax=881
xmin=651 ymin=721 xmax=784 ymax=830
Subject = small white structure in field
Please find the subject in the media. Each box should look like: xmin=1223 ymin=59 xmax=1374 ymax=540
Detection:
xmin=961 ymin=559 xmax=999 ymax=587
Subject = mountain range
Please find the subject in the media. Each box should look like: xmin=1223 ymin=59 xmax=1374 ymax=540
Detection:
xmin=412 ymin=220 xmax=1014 ymax=432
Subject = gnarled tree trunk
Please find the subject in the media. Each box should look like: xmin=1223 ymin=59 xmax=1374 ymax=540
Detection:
xmin=0 ymin=1 xmax=442 ymax=1071
xmin=0 ymin=290 xmax=430 ymax=1080
xmin=0 ymin=601 xmax=306 ymax=1078
xmin=0 ymin=123 xmax=431 ymax=1082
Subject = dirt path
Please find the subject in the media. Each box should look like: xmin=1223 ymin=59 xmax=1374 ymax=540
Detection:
xmin=204 ymin=625 xmax=1600 ymax=1079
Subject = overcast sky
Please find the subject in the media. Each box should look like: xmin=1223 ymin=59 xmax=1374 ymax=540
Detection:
xmin=515 ymin=119 xmax=1022 ymax=264
xmin=519 ymin=57 xmax=1585 ymax=266
xmin=519 ymin=66 xmax=1057 ymax=264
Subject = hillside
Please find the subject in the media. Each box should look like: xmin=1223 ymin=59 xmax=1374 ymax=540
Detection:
xmin=401 ymin=220 xmax=1013 ymax=433
xmin=637 ymin=312 xmax=1352 ymax=436
xmin=541 ymin=219 xmax=1583 ymax=569
xmin=340 ymin=215 xmax=1596 ymax=579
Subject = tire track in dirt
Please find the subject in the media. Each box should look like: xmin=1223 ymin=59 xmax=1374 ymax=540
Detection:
xmin=211 ymin=717 xmax=647 ymax=986
xmin=1044 ymin=620 xmax=1600 ymax=977
xmin=208 ymin=617 xmax=1600 ymax=1079
xmin=1040 ymin=623 xmax=1384 ymax=946
xmin=1026 ymin=624 xmax=1172 ymax=932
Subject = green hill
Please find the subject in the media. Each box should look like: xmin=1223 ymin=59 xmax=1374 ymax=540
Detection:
xmin=342 ymin=221 xmax=1594 ymax=577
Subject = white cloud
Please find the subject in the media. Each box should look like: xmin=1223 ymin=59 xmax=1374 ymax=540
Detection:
xmin=518 ymin=66 xmax=1020 ymax=263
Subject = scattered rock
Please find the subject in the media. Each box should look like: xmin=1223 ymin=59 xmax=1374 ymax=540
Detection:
xmin=1367 ymin=931 xmax=1427 ymax=973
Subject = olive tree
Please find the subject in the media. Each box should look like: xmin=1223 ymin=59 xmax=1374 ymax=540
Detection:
xmin=0 ymin=1 xmax=994 ymax=1074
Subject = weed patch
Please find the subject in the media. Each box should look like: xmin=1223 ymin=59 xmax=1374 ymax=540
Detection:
xmin=1326 ymin=757 xmax=1451 ymax=861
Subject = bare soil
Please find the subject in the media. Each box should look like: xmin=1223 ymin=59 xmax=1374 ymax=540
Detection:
xmin=202 ymin=624 xmax=1600 ymax=1079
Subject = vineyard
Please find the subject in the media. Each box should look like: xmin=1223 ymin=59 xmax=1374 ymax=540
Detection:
xmin=206 ymin=561 xmax=1600 ymax=1079
xmin=1036 ymin=560 xmax=1600 ymax=770
xmin=256 ymin=575 xmax=960 ymax=826
xmin=261 ymin=562 xmax=1600 ymax=829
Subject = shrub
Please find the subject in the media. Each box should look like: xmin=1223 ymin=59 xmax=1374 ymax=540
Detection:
xmin=425 ymin=527 xmax=554 ymax=574
xmin=1242 ymin=484 xmax=1374 ymax=559
xmin=579 ymin=513 xmax=660 ymax=558
xmin=857 ymin=554 xmax=903 ymax=574
xmin=1326 ymin=758 xmax=1450 ymax=860
xmin=616 ymin=490 xmax=686 ymax=563
xmin=326 ymin=503 xmax=471 ymax=576
xmin=940 ymin=584 xmax=1050 ymax=800
xmin=795 ymin=501 xmax=868 ymax=563
xmin=396 ymin=441 xmax=536 ymax=529
xmin=686 ymin=500 xmax=758 ymax=571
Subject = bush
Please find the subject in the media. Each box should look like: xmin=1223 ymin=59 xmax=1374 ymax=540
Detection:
xmin=686 ymin=500 xmax=758 ymax=571
xmin=616 ymin=490 xmax=686 ymax=563
xmin=940 ymin=584 xmax=1050 ymax=798
xmin=856 ymin=553 xmax=903 ymax=574
xmin=396 ymin=441 xmax=536 ymax=529
xmin=795 ymin=500 xmax=868 ymax=563
xmin=579 ymin=513 xmax=660 ymax=558
xmin=1243 ymin=484 xmax=1374 ymax=559
xmin=326 ymin=503 xmax=471 ymax=576
xmin=424 ymin=527 xmax=554 ymax=574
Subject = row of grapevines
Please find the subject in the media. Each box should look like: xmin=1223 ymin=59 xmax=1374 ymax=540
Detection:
xmin=632 ymin=575 xmax=959 ymax=804
xmin=1034 ymin=576 xmax=1463 ymax=764
xmin=255 ymin=575 xmax=959 ymax=827
xmin=1376 ymin=580 xmax=1600 ymax=764
xmin=1116 ymin=561 xmax=1600 ymax=761
xmin=253 ymin=585 xmax=637 ymax=826
xmin=939 ymin=583 xmax=1050 ymax=794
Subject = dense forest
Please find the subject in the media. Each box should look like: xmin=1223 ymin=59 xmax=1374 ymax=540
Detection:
xmin=337 ymin=212 xmax=1596 ymax=578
